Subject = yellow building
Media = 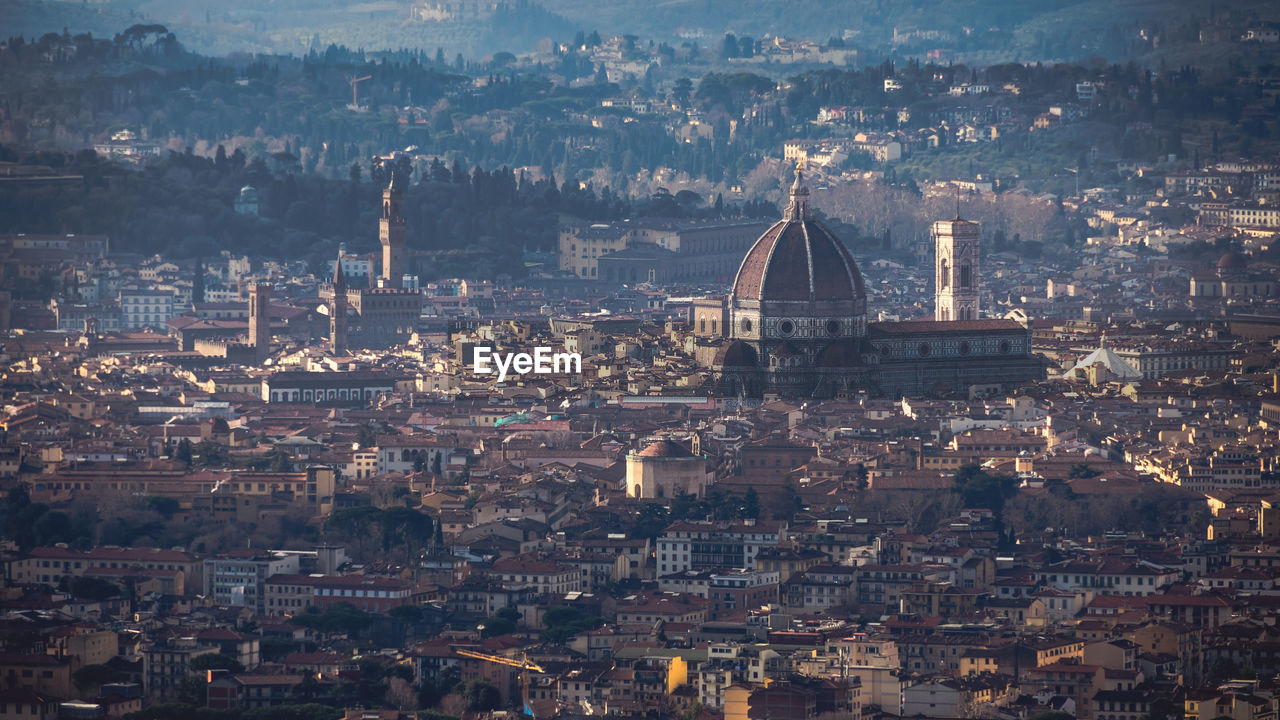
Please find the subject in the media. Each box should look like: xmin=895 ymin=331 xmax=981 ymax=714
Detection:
xmin=559 ymin=223 xmax=629 ymax=279
xmin=625 ymin=438 xmax=710 ymax=499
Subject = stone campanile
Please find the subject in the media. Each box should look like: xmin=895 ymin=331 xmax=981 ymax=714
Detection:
xmin=933 ymin=216 xmax=981 ymax=322
xmin=379 ymin=174 xmax=406 ymax=289
xmin=248 ymin=282 xmax=271 ymax=362
xmin=329 ymin=255 xmax=348 ymax=355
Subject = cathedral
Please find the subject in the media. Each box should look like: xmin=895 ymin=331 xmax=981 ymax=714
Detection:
xmin=323 ymin=174 xmax=422 ymax=351
xmin=704 ymin=168 xmax=1045 ymax=398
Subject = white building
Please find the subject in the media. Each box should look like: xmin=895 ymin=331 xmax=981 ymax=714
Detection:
xmin=203 ymin=551 xmax=301 ymax=613
xmin=120 ymin=289 xmax=175 ymax=329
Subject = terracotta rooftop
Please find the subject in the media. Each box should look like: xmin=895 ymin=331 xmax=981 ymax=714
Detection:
xmin=635 ymin=439 xmax=693 ymax=458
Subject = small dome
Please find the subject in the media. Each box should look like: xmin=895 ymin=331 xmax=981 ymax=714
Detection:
xmin=636 ymin=439 xmax=694 ymax=458
xmin=1217 ymin=250 xmax=1246 ymax=270
xmin=238 ymin=185 xmax=258 ymax=199
xmin=715 ymin=340 xmax=758 ymax=367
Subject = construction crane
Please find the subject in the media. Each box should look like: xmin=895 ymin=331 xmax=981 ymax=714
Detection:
xmin=350 ymin=74 xmax=372 ymax=110
xmin=455 ymin=648 xmax=545 ymax=673
xmin=455 ymin=649 xmax=544 ymax=716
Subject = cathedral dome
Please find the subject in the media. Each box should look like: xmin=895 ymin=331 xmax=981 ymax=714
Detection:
xmin=731 ymin=168 xmax=866 ymax=304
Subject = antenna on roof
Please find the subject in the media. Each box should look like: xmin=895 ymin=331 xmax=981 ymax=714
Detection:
xmin=955 ymin=186 xmax=961 ymax=220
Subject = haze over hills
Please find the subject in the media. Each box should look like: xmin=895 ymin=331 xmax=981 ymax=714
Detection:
xmin=7 ymin=0 xmax=1277 ymax=62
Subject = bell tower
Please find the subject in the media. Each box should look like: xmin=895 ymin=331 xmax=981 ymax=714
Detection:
xmin=379 ymin=174 xmax=406 ymax=289
xmin=248 ymin=282 xmax=271 ymax=362
xmin=330 ymin=254 xmax=348 ymax=355
xmin=933 ymin=216 xmax=981 ymax=322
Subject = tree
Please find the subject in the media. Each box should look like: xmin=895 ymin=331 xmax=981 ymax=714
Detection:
xmin=146 ymin=496 xmax=180 ymax=518
xmin=672 ymin=78 xmax=693 ymax=107
xmin=328 ymin=505 xmax=381 ymax=557
xmin=175 ymin=438 xmax=193 ymax=466
xmin=32 ymin=510 xmax=74 ymax=546
xmin=479 ymin=607 xmax=519 ymax=637
xmin=270 ymin=449 xmax=293 ymax=473
xmin=291 ymin=602 xmax=375 ymax=637
xmin=419 ymin=664 xmax=461 ymax=709
xmin=463 ymin=681 xmax=501 ymax=712
xmin=70 ymin=576 xmax=123 ymax=600
xmin=631 ymin=503 xmax=670 ymax=541
xmin=952 ymin=464 xmax=1019 ymax=515
xmin=852 ymin=463 xmax=869 ymax=491
xmin=721 ymin=33 xmax=739 ymax=59
xmin=387 ymin=676 xmax=417 ymax=711
xmin=541 ymin=606 xmax=603 ymax=644
xmin=1068 ymin=463 xmax=1101 ymax=479
xmin=674 ymin=189 xmax=703 ymax=209
xmin=741 ymin=487 xmax=760 ymax=519
xmin=189 ymin=653 xmax=245 ymax=674
xmin=292 ymin=672 xmax=322 ymax=703
xmin=73 ymin=664 xmax=125 ymax=692
xmin=381 ymin=506 xmax=434 ymax=563
xmin=191 ymin=257 xmax=205 ymax=304
xmin=670 ymin=490 xmax=698 ymax=520
xmin=261 ymin=636 xmax=303 ymax=663
xmin=192 ymin=440 xmax=228 ymax=466
xmin=681 ymin=702 xmax=705 ymax=720
xmin=389 ymin=603 xmax=424 ymax=627
xmin=175 ymin=675 xmax=207 ymax=706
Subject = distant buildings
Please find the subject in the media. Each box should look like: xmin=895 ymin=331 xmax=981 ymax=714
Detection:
xmin=559 ymin=218 xmax=770 ymax=284
xmin=92 ymin=129 xmax=160 ymax=163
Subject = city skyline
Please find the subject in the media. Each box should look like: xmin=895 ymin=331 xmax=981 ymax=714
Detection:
xmin=1 ymin=4 xmax=1279 ymax=720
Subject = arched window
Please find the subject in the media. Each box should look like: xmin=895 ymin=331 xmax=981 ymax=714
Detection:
xmin=699 ymin=317 xmax=706 ymax=333
xmin=940 ymin=259 xmax=949 ymax=289
xmin=960 ymin=263 xmax=972 ymax=289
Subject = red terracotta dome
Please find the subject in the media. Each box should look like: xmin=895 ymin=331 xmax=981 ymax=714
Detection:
xmin=731 ymin=168 xmax=867 ymax=304
xmin=635 ymin=439 xmax=694 ymax=458
xmin=1217 ymin=250 xmax=1247 ymax=271
xmin=714 ymin=340 xmax=758 ymax=367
